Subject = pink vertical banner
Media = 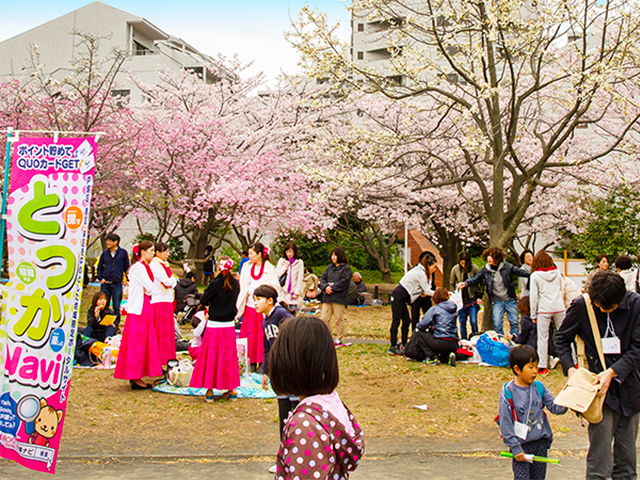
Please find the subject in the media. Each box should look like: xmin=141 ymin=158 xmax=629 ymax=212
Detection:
xmin=0 ymin=137 xmax=96 ymax=474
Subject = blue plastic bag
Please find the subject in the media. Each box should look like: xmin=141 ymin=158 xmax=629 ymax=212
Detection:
xmin=476 ymin=333 xmax=510 ymax=367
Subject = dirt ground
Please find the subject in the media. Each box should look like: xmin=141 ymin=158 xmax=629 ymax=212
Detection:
xmin=66 ymin=287 xmax=585 ymax=457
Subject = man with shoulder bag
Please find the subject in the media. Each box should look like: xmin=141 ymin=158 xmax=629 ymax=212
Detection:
xmin=555 ymin=271 xmax=640 ymax=480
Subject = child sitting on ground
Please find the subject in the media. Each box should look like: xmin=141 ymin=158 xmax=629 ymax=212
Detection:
xmin=505 ymin=297 xmax=560 ymax=371
xmin=505 ymin=296 xmax=536 ymax=349
xmin=499 ymin=345 xmax=567 ymax=480
xmin=269 ymin=316 xmax=364 ymax=479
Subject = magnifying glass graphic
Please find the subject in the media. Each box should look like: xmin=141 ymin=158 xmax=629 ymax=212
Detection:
xmin=16 ymin=395 xmax=41 ymax=435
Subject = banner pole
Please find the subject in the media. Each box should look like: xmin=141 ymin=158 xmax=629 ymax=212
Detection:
xmin=0 ymin=129 xmax=15 ymax=276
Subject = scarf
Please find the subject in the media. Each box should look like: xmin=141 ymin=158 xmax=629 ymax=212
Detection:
xmin=152 ymin=257 xmax=174 ymax=288
xmin=142 ymin=260 xmax=154 ymax=283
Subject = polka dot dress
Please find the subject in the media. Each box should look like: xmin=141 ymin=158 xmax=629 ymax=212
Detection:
xmin=275 ymin=400 xmax=364 ymax=480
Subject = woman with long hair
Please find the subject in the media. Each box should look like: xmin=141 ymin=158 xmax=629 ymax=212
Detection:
xmin=114 ymin=241 xmax=161 ymax=390
xmin=190 ymin=256 xmax=241 ymax=401
xmin=236 ymin=242 xmax=280 ymax=368
xmin=319 ymin=247 xmax=353 ymax=345
xmin=388 ymin=252 xmax=437 ymax=355
xmin=150 ymin=241 xmax=178 ymax=365
xmin=275 ymin=241 xmax=305 ymax=310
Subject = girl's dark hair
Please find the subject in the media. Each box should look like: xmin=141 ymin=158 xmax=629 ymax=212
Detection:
xmin=331 ymin=247 xmax=347 ymax=264
xmin=91 ymin=291 xmax=107 ymax=309
xmin=596 ymin=253 xmax=610 ymax=265
xmin=254 ymin=284 xmax=279 ymax=304
xmin=615 ymin=255 xmax=632 ymax=271
xmin=518 ymin=296 xmax=531 ymax=316
xmin=519 ymin=249 xmax=534 ymax=265
xmin=419 ymin=251 xmax=437 ymax=279
xmin=458 ymin=251 xmax=472 ymax=273
xmin=269 ymin=316 xmax=339 ymax=397
xmin=432 ymin=287 xmax=450 ymax=304
xmin=131 ymin=240 xmax=153 ymax=265
xmin=155 ymin=241 xmax=169 ymax=254
xmin=282 ymin=241 xmax=300 ymax=259
xmin=217 ymin=255 xmax=233 ymax=291
xmin=530 ymin=251 xmax=555 ymax=272
xmin=509 ymin=345 xmax=539 ymax=375
xmin=482 ymin=247 xmax=504 ymax=264
xmin=304 ymin=266 xmax=314 ymax=274
xmin=249 ymin=242 xmax=269 ymax=262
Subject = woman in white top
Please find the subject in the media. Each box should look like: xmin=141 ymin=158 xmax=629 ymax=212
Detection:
xmin=529 ymin=251 xmax=565 ymax=372
xmin=275 ymin=241 xmax=305 ymax=310
xmin=236 ymin=241 xmax=281 ymax=367
xmin=114 ymin=241 xmax=162 ymax=389
xmin=150 ymin=241 xmax=178 ymax=365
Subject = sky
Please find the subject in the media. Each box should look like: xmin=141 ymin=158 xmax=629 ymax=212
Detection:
xmin=0 ymin=0 xmax=351 ymax=86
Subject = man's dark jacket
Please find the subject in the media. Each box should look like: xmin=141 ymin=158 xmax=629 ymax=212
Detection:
xmin=555 ymin=292 xmax=640 ymax=417
xmin=464 ymin=262 xmax=530 ymax=303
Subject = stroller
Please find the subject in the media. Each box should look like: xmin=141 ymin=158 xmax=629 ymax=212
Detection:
xmin=176 ymin=294 xmax=200 ymax=325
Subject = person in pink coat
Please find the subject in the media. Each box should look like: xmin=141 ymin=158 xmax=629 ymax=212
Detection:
xmin=150 ymin=241 xmax=178 ymax=366
xmin=114 ymin=241 xmax=162 ymax=389
xmin=236 ymin=241 xmax=281 ymax=369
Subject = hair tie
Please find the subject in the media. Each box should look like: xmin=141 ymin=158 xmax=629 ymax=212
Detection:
xmin=217 ymin=258 xmax=235 ymax=273
xmin=132 ymin=243 xmax=140 ymax=260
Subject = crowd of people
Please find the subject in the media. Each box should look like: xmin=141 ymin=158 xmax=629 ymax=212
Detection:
xmin=84 ymin=234 xmax=640 ymax=480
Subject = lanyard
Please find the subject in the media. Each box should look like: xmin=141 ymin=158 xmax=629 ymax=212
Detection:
xmin=509 ymin=382 xmax=534 ymax=426
xmin=604 ymin=313 xmax=617 ymax=338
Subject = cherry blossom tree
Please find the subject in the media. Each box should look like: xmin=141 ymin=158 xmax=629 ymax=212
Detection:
xmin=288 ymin=0 xmax=640 ymax=252
xmin=0 ymin=33 xmax=138 ymax=248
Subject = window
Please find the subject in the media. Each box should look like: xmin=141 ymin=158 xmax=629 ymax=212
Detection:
xmin=184 ymin=66 xmax=204 ymax=79
xmin=111 ymin=89 xmax=130 ymax=98
xmin=358 ymin=23 xmax=364 ymax=32
xmin=357 ymin=51 xmax=364 ymax=60
xmin=132 ymin=40 xmax=153 ymax=56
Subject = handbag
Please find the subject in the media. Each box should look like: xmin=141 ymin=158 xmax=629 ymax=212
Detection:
xmin=167 ymin=359 xmax=194 ymax=387
xmin=279 ymin=272 xmax=287 ymax=287
xmin=554 ymin=293 xmax=606 ymax=424
xmin=560 ymin=274 xmax=581 ymax=309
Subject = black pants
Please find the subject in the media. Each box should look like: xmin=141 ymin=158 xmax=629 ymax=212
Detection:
xmin=512 ymin=437 xmax=551 ymax=479
xmin=277 ymin=396 xmax=299 ymax=441
xmin=405 ymin=330 xmax=458 ymax=362
xmin=411 ymin=295 xmax=432 ymax=331
xmin=390 ymin=285 xmax=412 ymax=346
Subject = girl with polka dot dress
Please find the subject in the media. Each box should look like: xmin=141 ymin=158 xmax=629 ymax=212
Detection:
xmin=269 ymin=316 xmax=364 ymax=480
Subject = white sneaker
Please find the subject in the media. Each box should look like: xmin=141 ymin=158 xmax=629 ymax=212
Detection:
xmin=269 ymin=464 xmax=277 ymax=474
xmin=549 ymin=356 xmax=561 ymax=370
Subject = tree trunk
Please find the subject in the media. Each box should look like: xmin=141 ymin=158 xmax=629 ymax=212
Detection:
xmin=430 ymin=221 xmax=463 ymax=290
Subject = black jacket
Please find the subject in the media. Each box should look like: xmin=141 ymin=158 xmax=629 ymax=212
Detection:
xmin=175 ymin=278 xmax=199 ymax=312
xmin=262 ymin=305 xmax=293 ymax=375
xmin=465 ymin=262 xmax=529 ymax=304
xmin=86 ymin=307 xmax=115 ymax=338
xmin=319 ymin=263 xmax=353 ymax=306
xmin=555 ymin=292 xmax=640 ymax=417
xmin=199 ymin=275 xmax=240 ymax=322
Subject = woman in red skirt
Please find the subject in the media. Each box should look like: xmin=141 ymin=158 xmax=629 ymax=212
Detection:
xmin=235 ymin=242 xmax=281 ymax=370
xmin=190 ymin=256 xmax=241 ymax=401
xmin=114 ymin=241 xmax=162 ymax=390
xmin=150 ymin=241 xmax=178 ymax=365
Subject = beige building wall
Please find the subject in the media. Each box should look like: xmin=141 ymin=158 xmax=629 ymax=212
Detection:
xmin=0 ymin=1 xmax=221 ymax=102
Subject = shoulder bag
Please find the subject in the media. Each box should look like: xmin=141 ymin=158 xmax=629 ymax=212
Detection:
xmin=553 ymin=293 xmax=606 ymax=424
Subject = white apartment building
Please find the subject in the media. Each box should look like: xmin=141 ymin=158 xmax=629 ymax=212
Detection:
xmin=0 ymin=1 xmax=224 ymax=102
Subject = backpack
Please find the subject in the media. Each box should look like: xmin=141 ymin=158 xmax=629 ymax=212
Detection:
xmin=495 ymin=380 xmax=545 ymax=427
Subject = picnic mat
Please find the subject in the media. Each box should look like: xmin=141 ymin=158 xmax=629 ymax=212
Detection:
xmin=152 ymin=372 xmax=277 ymax=399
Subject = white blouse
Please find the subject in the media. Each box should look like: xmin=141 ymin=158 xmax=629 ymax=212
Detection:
xmin=150 ymin=257 xmax=177 ymax=304
xmin=236 ymin=261 xmax=281 ymax=317
xmin=126 ymin=262 xmax=155 ymax=315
